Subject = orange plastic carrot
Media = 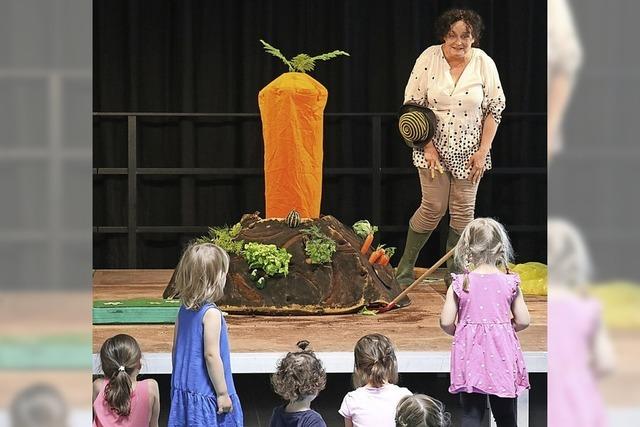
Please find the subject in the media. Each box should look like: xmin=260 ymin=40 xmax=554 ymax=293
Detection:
xmin=377 ymin=247 xmax=396 ymax=265
xmin=368 ymin=245 xmax=386 ymax=264
xmin=360 ymin=234 xmax=374 ymax=254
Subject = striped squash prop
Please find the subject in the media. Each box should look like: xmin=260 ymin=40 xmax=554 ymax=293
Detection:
xmin=286 ymin=209 xmax=301 ymax=228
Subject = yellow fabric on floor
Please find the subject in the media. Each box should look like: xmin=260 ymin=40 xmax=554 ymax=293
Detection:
xmin=590 ymin=282 xmax=640 ymax=329
xmin=509 ymin=262 xmax=548 ymax=295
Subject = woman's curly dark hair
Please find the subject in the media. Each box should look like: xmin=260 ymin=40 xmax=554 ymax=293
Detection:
xmin=434 ymin=9 xmax=484 ymax=47
xmin=271 ymin=340 xmax=327 ymax=401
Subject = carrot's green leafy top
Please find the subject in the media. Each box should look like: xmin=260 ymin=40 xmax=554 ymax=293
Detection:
xmin=260 ymin=40 xmax=349 ymax=73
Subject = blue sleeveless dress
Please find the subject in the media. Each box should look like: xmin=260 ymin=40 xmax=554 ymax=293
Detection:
xmin=169 ymin=303 xmax=243 ymax=426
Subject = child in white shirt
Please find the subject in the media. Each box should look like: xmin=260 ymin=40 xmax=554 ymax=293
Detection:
xmin=339 ymin=334 xmax=412 ymax=427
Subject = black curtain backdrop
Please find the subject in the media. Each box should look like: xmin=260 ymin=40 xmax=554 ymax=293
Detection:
xmin=94 ymin=0 xmax=546 ymax=269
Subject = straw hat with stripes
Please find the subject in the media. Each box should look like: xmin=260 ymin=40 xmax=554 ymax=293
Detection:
xmin=398 ymin=103 xmax=437 ymax=149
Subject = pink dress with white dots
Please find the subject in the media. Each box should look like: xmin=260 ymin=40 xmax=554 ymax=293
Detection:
xmin=449 ymin=272 xmax=530 ymax=398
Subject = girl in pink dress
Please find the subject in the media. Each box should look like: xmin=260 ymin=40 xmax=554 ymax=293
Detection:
xmin=440 ymin=218 xmax=530 ymax=427
xmin=93 ymin=334 xmax=160 ymax=427
xmin=547 ymin=218 xmax=613 ymax=427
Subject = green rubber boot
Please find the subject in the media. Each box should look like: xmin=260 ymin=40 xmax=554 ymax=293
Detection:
xmin=395 ymin=227 xmax=432 ymax=287
xmin=444 ymin=227 xmax=462 ymax=287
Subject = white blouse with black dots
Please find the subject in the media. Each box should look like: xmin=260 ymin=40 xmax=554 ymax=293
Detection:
xmin=404 ymin=45 xmax=506 ymax=180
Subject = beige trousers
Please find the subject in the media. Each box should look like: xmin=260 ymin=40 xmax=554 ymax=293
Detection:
xmin=409 ymin=168 xmax=480 ymax=233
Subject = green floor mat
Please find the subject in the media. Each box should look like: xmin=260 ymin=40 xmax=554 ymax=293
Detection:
xmin=93 ymin=298 xmax=181 ymax=324
xmin=0 ymin=334 xmax=91 ymax=369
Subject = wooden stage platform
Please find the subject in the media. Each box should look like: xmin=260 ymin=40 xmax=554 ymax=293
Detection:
xmin=93 ymin=269 xmax=547 ymax=375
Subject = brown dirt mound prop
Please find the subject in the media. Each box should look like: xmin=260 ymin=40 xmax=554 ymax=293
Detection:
xmin=163 ymin=213 xmax=410 ymax=315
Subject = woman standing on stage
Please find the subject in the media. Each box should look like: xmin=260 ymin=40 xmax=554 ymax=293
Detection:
xmin=395 ymin=9 xmax=506 ymax=286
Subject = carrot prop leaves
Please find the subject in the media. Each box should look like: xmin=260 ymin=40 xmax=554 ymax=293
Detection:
xmin=260 ymin=40 xmax=350 ymax=73
xmin=353 ymin=220 xmax=379 ymax=254
xmin=377 ymin=247 xmax=396 ymax=266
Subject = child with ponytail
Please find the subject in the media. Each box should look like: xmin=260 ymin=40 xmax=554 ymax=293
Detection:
xmin=93 ymin=334 xmax=160 ymax=427
xmin=439 ymin=218 xmax=530 ymax=427
xmin=339 ymin=334 xmax=412 ymax=427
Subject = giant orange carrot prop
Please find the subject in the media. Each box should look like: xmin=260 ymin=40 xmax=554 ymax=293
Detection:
xmin=258 ymin=40 xmax=348 ymax=219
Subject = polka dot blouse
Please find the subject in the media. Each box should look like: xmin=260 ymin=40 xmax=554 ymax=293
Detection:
xmin=404 ymin=45 xmax=506 ymax=179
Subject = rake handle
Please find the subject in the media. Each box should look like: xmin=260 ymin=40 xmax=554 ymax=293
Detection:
xmin=386 ymin=247 xmax=456 ymax=309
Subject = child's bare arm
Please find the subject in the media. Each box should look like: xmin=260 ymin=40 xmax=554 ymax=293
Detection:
xmin=172 ymin=316 xmax=179 ymax=370
xmin=92 ymin=378 xmax=103 ymax=421
xmin=511 ymin=288 xmax=530 ymax=332
xmin=148 ymin=379 xmax=160 ymax=427
xmin=344 ymin=418 xmax=354 ymax=427
xmin=92 ymin=378 xmax=103 ymax=403
xmin=440 ymin=285 xmax=458 ymax=336
xmin=203 ymin=308 xmax=233 ymax=413
xmin=592 ymin=321 xmax=615 ymax=377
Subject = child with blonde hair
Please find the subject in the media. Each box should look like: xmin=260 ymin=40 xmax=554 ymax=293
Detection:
xmin=440 ymin=218 xmax=530 ymax=427
xmin=168 ymin=243 xmax=243 ymax=426
xmin=395 ymin=394 xmax=450 ymax=427
xmin=270 ymin=340 xmax=327 ymax=427
xmin=547 ymin=218 xmax=613 ymax=427
xmin=339 ymin=334 xmax=412 ymax=427
xmin=93 ymin=334 xmax=160 ymax=427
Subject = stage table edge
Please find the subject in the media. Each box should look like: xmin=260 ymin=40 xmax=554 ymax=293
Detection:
xmin=92 ymin=351 xmax=547 ymax=375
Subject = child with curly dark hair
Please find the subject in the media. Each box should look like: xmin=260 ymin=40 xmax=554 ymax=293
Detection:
xmin=270 ymin=340 xmax=327 ymax=427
